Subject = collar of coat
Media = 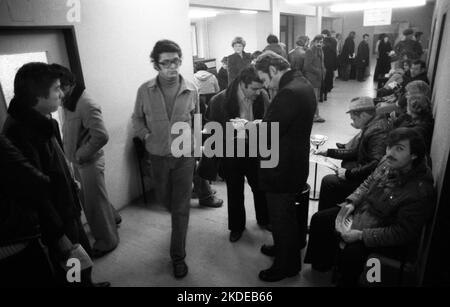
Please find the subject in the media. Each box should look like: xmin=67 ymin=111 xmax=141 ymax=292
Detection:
xmin=7 ymin=96 xmax=56 ymax=140
xmin=146 ymin=74 xmax=196 ymax=93
xmin=377 ymin=157 xmax=433 ymax=189
xmin=278 ymin=69 xmax=306 ymax=91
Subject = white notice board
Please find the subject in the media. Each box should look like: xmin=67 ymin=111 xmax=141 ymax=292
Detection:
xmin=364 ymin=8 xmax=393 ymax=26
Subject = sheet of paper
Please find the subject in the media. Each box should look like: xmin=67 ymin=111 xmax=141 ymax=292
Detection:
xmin=309 ymin=154 xmax=339 ymax=171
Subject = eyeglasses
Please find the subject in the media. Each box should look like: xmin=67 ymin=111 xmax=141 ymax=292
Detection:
xmin=158 ymin=58 xmax=182 ymax=68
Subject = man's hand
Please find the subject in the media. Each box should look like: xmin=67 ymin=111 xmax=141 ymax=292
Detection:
xmin=341 ymin=229 xmax=363 ymax=244
xmin=230 ymin=118 xmax=249 ymax=131
xmin=314 ymin=148 xmax=328 ymax=157
xmin=335 ymin=203 xmax=354 ymax=234
xmin=335 ymin=167 xmax=347 ymax=179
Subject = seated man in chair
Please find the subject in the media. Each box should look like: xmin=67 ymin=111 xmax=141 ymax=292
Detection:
xmin=314 ymin=97 xmax=390 ymax=211
xmin=305 ymin=128 xmax=435 ymax=287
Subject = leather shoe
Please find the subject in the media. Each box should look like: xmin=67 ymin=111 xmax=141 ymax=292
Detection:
xmin=199 ymin=195 xmax=223 ymax=208
xmin=229 ymin=231 xmax=243 ymax=243
xmin=258 ymin=268 xmax=299 ymax=282
xmin=260 ymin=245 xmax=275 ymax=257
xmin=173 ymin=261 xmax=188 ymax=279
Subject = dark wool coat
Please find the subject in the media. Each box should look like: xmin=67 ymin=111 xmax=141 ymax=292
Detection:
xmin=259 ymin=70 xmax=317 ymax=193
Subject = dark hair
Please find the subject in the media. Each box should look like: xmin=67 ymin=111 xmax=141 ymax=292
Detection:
xmin=336 ymin=33 xmax=342 ymax=39
xmin=321 ymin=29 xmax=331 ymax=37
xmin=312 ymin=34 xmax=324 ymax=43
xmin=237 ymin=65 xmax=262 ymax=86
xmin=254 ymin=51 xmax=290 ymax=74
xmin=12 ymin=62 xmax=60 ymax=108
xmin=225 ymin=65 xmax=262 ymax=118
xmin=349 ymin=31 xmax=356 ymax=37
xmin=387 ymin=127 xmax=426 ymax=167
xmin=415 ymin=31 xmax=423 ymax=39
xmin=50 ymin=63 xmax=76 ymax=87
xmin=194 ymin=62 xmax=208 ymax=73
xmin=363 ymin=34 xmax=370 ymax=39
xmin=221 ymin=57 xmax=228 ymax=64
xmin=296 ymin=35 xmax=309 ymax=47
xmin=150 ymin=39 xmax=182 ymax=64
xmin=402 ymin=59 xmax=412 ymax=68
xmin=267 ymin=34 xmax=279 ymax=44
xmin=412 ymin=59 xmax=427 ymax=70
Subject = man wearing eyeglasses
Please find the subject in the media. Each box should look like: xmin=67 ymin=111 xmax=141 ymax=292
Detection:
xmin=132 ymin=40 xmax=199 ymax=279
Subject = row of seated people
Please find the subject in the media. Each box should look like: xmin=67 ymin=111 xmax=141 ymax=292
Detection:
xmin=306 ymin=89 xmax=435 ymax=286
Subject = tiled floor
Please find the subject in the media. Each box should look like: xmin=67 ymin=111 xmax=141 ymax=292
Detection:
xmin=92 ymin=76 xmax=376 ymax=287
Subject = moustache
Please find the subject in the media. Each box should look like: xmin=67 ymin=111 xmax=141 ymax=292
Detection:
xmin=386 ymin=156 xmax=397 ymax=162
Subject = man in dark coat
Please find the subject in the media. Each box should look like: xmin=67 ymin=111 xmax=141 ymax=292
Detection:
xmin=305 ymin=128 xmax=435 ymax=287
xmin=340 ymin=31 xmax=356 ymax=81
xmin=355 ymin=34 xmax=371 ymax=82
xmin=288 ymin=35 xmax=309 ymax=72
xmin=263 ymin=34 xmax=288 ymax=59
xmin=2 ymin=62 xmax=109 ymax=287
xmin=322 ymin=32 xmax=338 ymax=100
xmin=208 ymin=66 xmax=270 ymax=243
xmin=254 ymin=51 xmax=317 ymax=282
xmin=0 ymin=135 xmax=57 ymax=287
xmin=315 ymin=97 xmax=390 ymax=212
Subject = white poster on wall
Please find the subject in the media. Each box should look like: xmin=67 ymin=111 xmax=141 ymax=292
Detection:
xmin=364 ymin=8 xmax=392 ymax=27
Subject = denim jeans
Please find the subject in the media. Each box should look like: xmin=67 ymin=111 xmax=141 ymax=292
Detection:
xmin=149 ymin=155 xmax=195 ymax=264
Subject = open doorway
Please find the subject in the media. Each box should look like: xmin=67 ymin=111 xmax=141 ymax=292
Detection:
xmin=0 ymin=26 xmax=84 ymax=130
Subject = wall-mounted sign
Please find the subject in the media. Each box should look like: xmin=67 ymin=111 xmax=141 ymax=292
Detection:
xmin=364 ymin=8 xmax=392 ymax=26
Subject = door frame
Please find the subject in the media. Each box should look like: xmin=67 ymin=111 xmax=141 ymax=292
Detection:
xmin=0 ymin=25 xmax=86 ymax=95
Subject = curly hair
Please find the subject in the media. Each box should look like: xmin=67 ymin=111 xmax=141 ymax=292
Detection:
xmin=231 ymin=37 xmax=246 ymax=48
xmin=407 ymin=94 xmax=432 ymax=118
xmin=150 ymin=39 xmax=182 ymax=64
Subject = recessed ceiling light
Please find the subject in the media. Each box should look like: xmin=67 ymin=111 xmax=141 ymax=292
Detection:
xmin=239 ymin=10 xmax=258 ymax=14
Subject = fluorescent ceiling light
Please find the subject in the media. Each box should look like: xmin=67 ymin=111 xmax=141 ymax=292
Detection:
xmin=189 ymin=9 xmax=218 ymax=19
xmin=240 ymin=10 xmax=258 ymax=14
xmin=286 ymin=0 xmax=341 ymax=4
xmin=330 ymin=0 xmax=426 ymax=12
